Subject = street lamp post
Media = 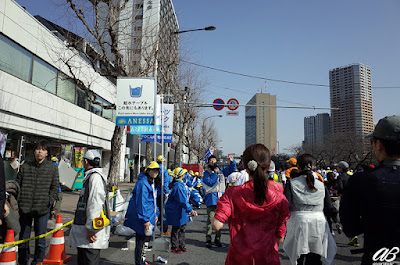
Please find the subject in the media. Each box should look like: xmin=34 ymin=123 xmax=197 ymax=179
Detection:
xmin=173 ymin=26 xmax=216 ymax=34
xmin=202 ymin=115 xmax=223 ymax=133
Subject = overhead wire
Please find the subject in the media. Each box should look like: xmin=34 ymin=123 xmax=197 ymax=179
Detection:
xmin=181 ymin=60 xmax=400 ymax=89
xmin=206 ymin=84 xmax=311 ymax=107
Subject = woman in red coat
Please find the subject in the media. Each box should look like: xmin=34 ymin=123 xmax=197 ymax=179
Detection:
xmin=212 ymin=144 xmax=290 ymax=265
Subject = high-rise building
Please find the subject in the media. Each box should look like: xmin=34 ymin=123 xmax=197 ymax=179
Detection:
xmin=116 ymin=0 xmax=179 ymax=93
xmin=304 ymin=113 xmax=330 ymax=145
xmin=329 ymin=64 xmax=373 ymax=137
xmin=245 ymin=93 xmax=277 ymax=154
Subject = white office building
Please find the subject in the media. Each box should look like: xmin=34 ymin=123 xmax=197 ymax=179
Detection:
xmin=0 ymin=0 xmax=126 ymax=180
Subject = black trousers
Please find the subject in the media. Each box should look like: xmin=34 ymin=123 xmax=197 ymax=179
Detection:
xmin=77 ymin=248 xmax=101 ymax=265
xmin=171 ymin=225 xmax=186 ymax=249
xmin=297 ymin=252 xmax=322 ymax=265
xmin=135 ymin=233 xmax=151 ymax=265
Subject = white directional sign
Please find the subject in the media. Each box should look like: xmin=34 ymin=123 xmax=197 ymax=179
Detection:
xmin=116 ymin=77 xmax=156 ymax=126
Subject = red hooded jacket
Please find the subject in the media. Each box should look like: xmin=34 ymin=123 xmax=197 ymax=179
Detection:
xmin=214 ymin=180 xmax=290 ymax=265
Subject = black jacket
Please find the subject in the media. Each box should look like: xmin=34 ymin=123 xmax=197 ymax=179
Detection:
xmin=337 ymin=171 xmax=350 ymax=195
xmin=340 ymin=160 xmax=400 ymax=263
xmin=0 ymin=155 xmax=5 ymax=219
xmin=16 ymin=159 xmax=59 ymax=216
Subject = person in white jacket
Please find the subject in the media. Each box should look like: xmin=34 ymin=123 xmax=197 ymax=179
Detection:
xmin=69 ymin=150 xmax=110 ymax=265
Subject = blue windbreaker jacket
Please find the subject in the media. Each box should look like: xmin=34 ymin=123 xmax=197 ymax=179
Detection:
xmin=157 ymin=164 xmax=172 ymax=196
xmin=203 ymin=161 xmax=236 ymax=207
xmin=183 ymin=172 xmax=193 ymax=188
xmin=164 ymin=180 xmax=193 ymax=226
xmin=124 ymin=173 xmax=159 ymax=235
xmin=189 ymin=189 xmax=203 ymax=207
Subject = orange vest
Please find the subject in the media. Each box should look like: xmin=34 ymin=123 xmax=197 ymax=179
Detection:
xmin=285 ymin=167 xmax=298 ymax=179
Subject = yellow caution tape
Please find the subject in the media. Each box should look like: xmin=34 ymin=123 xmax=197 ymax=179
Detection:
xmin=0 ymin=220 xmax=74 ymax=248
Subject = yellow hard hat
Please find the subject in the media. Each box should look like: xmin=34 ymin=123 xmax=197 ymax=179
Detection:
xmin=51 ymin=156 xmax=58 ymax=162
xmin=146 ymin=161 xmax=160 ymax=171
xmin=195 ymin=172 xmax=199 ymax=176
xmin=188 ymin=170 xmax=194 ymax=175
xmin=196 ymin=182 xmax=202 ymax=188
xmin=157 ymin=155 xmax=166 ymax=162
xmin=174 ymin=167 xmax=185 ymax=177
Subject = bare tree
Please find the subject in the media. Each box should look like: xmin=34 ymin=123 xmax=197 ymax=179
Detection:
xmin=295 ymin=132 xmax=375 ymax=169
xmin=44 ymin=0 xmax=182 ymax=186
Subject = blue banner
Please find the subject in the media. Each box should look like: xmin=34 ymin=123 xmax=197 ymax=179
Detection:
xmin=116 ymin=116 xmax=155 ymax=126
xmin=140 ymin=134 xmax=173 ymax=143
xmin=130 ymin=125 xmax=162 ymax=135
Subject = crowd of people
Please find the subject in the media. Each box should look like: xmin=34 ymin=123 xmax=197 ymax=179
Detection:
xmin=123 ymin=115 xmax=400 ymax=265
xmin=0 ymin=115 xmax=399 ymax=265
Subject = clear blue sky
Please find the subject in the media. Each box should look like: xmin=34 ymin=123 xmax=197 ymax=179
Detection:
xmin=16 ymin=0 xmax=400 ymax=156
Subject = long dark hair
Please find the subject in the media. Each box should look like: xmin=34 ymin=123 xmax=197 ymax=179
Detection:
xmin=242 ymin=144 xmax=271 ymax=205
xmin=296 ymin=154 xmax=317 ymax=191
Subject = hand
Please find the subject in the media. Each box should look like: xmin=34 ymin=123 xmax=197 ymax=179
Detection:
xmin=4 ymin=203 xmax=10 ymax=218
xmin=87 ymin=231 xmax=97 ymax=243
xmin=155 ymin=217 xmax=158 ymax=224
xmin=228 ymin=153 xmax=234 ymax=162
xmin=144 ymin=221 xmax=151 ymax=231
xmin=276 ymin=237 xmax=284 ymax=245
xmin=190 ymin=210 xmax=197 ymax=217
xmin=214 ymin=167 xmax=220 ymax=173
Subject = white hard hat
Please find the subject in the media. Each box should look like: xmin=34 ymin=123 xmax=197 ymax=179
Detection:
xmin=268 ymin=160 xmax=275 ymax=173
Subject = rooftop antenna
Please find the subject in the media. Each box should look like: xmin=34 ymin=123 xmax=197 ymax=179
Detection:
xmin=264 ymin=81 xmax=267 ymax=94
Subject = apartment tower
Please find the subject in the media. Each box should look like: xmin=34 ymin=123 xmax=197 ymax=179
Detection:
xmin=304 ymin=113 xmax=331 ymax=145
xmin=329 ymin=64 xmax=373 ymax=137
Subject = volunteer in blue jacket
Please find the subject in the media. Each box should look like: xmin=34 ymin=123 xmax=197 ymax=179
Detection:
xmin=189 ymin=183 xmax=204 ymax=208
xmin=165 ymin=168 xmax=197 ymax=254
xmin=203 ymin=154 xmax=236 ymax=248
xmin=156 ymin=155 xmax=172 ymax=235
xmin=182 ymin=170 xmax=193 ymax=188
xmin=125 ymin=161 xmax=160 ymax=265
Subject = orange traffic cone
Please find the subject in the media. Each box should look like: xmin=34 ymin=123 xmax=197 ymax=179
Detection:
xmin=0 ymin=229 xmax=16 ymax=265
xmin=42 ymin=215 xmax=72 ymax=265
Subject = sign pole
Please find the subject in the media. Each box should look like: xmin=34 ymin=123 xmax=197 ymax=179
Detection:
xmin=138 ymin=135 xmax=141 ymax=175
xmin=160 ymin=94 xmax=164 ymax=237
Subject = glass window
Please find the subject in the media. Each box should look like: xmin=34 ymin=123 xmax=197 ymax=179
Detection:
xmin=76 ymin=87 xmax=89 ymax=110
xmin=102 ymin=99 xmax=114 ymax=121
xmin=90 ymin=95 xmax=103 ymax=116
xmin=32 ymin=56 xmax=57 ymax=93
xmin=0 ymin=35 xmax=33 ymax=82
xmin=57 ymin=73 xmax=76 ymax=103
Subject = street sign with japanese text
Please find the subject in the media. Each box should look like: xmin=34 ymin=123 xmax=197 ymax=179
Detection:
xmin=141 ymin=104 xmax=174 ymax=142
xmin=226 ymin=111 xmax=239 ymax=116
xmin=116 ymin=77 xmax=156 ymax=126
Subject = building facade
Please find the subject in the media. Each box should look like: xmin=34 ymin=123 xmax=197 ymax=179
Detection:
xmin=329 ymin=64 xmax=373 ymax=137
xmin=0 ymin=0 xmax=124 ymax=180
xmin=245 ymin=93 xmax=277 ymax=155
xmin=304 ymin=113 xmax=330 ymax=145
xmin=116 ymin=0 xmax=182 ymax=165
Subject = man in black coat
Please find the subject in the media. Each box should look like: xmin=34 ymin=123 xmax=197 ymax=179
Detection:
xmin=0 ymin=154 xmax=6 ymax=223
xmin=340 ymin=116 xmax=400 ymax=265
xmin=17 ymin=140 xmax=59 ymax=265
